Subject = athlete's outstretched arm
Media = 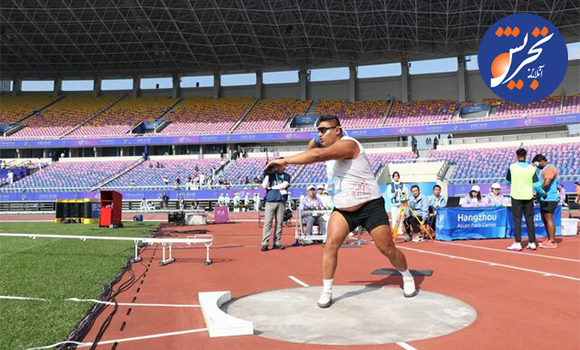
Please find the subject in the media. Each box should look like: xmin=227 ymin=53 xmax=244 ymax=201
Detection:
xmin=266 ymin=139 xmax=359 ymax=169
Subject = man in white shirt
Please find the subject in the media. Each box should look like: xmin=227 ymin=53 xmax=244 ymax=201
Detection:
xmin=483 ymin=183 xmax=510 ymax=207
xmin=300 ymin=185 xmax=327 ymax=244
xmin=266 ymin=115 xmax=417 ymax=308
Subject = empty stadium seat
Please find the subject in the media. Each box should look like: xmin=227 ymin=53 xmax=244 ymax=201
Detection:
xmin=215 ymin=158 xmax=301 ymax=186
xmin=3 ymin=160 xmax=134 ymax=191
xmin=0 ymin=95 xmax=59 ymax=126
xmin=160 ymin=97 xmax=254 ymax=135
xmin=9 ymin=95 xmax=117 ymax=138
xmin=68 ymin=96 xmax=178 ymax=138
xmin=429 ymin=142 xmax=580 ymax=184
xmin=235 ymin=99 xmax=312 ymax=133
xmin=104 ymin=158 xmax=223 ymax=190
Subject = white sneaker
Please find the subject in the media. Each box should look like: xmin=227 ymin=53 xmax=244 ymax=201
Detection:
xmin=317 ymin=289 xmax=332 ymax=308
xmin=526 ymin=242 xmax=537 ymax=250
xmin=412 ymin=235 xmax=423 ymax=242
xmin=403 ymin=276 xmax=419 ymax=298
xmin=507 ymin=242 xmax=522 ymax=251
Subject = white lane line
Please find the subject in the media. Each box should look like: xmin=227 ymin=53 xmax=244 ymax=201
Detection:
xmin=0 ymin=296 xmax=47 ymax=301
xmin=434 ymin=240 xmax=580 ymax=263
xmin=66 ymin=298 xmax=201 ymax=308
xmin=397 ymin=341 xmax=419 ymax=350
xmin=25 ymin=328 xmax=208 ymax=350
xmin=288 ymin=275 xmax=310 ymax=287
xmin=398 ymin=246 xmax=580 ymax=282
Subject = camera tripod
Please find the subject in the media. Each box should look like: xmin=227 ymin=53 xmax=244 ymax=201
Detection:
xmin=392 ymin=202 xmax=433 ymax=242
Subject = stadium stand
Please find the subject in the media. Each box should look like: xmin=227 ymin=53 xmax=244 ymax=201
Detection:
xmin=292 ymin=151 xmax=418 ymax=185
xmin=429 ymin=142 xmax=580 ymax=184
xmin=310 ymin=100 xmax=390 ymax=129
xmin=68 ymin=96 xmax=178 ymax=138
xmin=483 ymin=95 xmax=562 ymax=119
xmin=215 ymin=157 xmax=301 ymax=186
xmin=562 ymin=94 xmax=580 ymax=115
xmin=104 ymin=158 xmax=223 ymax=190
xmin=8 ymin=95 xmax=118 ymax=138
xmin=160 ymin=97 xmax=254 ymax=135
xmin=384 ymin=100 xmax=456 ymax=126
xmin=0 ymin=95 xmax=59 ymax=125
xmin=2 ymin=160 xmax=134 ymax=191
xmin=234 ymin=99 xmax=312 ymax=133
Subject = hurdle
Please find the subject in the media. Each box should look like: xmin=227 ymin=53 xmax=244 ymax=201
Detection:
xmin=0 ymin=233 xmax=213 ymax=266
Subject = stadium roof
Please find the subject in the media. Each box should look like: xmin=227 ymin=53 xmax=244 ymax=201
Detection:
xmin=1 ymin=0 xmax=579 ymax=79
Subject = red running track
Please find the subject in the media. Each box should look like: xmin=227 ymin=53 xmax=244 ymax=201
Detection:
xmin=63 ymin=219 xmax=580 ymax=350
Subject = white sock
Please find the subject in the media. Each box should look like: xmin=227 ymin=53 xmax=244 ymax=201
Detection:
xmin=322 ymin=279 xmax=333 ymax=292
xmin=400 ymin=269 xmax=412 ymax=278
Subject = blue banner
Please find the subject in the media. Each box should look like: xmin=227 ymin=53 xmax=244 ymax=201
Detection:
xmin=1 ymin=113 xmax=577 ymax=149
xmin=291 ymin=115 xmax=318 ymax=126
xmin=436 ymin=207 xmax=507 ymax=240
xmin=461 ymin=105 xmax=490 ymax=114
xmin=505 ymin=206 xmax=562 ymax=238
xmin=436 ymin=206 xmax=562 ymax=240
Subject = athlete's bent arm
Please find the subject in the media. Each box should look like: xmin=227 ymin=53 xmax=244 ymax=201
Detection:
xmin=266 ymin=140 xmax=358 ymax=168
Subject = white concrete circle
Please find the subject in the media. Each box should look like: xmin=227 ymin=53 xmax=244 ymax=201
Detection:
xmin=224 ymin=285 xmax=477 ymax=345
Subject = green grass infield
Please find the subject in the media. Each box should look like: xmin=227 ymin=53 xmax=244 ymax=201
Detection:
xmin=0 ymin=221 xmax=159 ymax=350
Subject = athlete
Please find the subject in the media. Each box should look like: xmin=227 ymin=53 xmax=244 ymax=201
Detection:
xmin=266 ymin=115 xmax=418 ymax=308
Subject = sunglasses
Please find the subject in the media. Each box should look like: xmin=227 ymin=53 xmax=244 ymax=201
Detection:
xmin=317 ymin=126 xmax=339 ymax=134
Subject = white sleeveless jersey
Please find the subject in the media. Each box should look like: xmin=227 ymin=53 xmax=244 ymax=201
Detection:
xmin=325 ymin=136 xmax=382 ymax=209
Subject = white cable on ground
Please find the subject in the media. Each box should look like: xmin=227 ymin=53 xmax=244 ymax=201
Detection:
xmin=67 ymin=298 xmax=200 ymax=308
xmin=25 ymin=340 xmax=89 ymax=350
xmin=1 ymin=296 xmax=200 ymax=307
xmin=0 ymin=296 xmax=47 ymax=301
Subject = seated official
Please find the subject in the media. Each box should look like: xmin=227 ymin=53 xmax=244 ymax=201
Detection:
xmin=462 ymin=185 xmax=484 ymax=207
xmin=483 ymin=183 xmax=511 ymax=207
xmin=299 ymin=185 xmax=327 ymax=244
xmin=405 ymin=185 xmax=429 ymax=242
xmin=316 ymin=184 xmax=334 ymax=209
xmin=427 ymin=184 xmax=447 ymax=233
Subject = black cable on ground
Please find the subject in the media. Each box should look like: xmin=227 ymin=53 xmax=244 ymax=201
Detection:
xmin=58 ymin=256 xmax=137 ymax=350
xmin=59 ymin=225 xmax=160 ymax=349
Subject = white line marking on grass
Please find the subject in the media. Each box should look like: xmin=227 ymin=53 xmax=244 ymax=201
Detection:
xmin=0 ymin=296 xmax=47 ymax=301
xmin=1 ymin=296 xmax=200 ymax=308
xmin=67 ymin=298 xmax=201 ymax=307
xmin=288 ymin=276 xmax=310 ymax=287
xmin=25 ymin=328 xmax=208 ymax=349
xmin=398 ymin=246 xmax=580 ymax=282
xmin=397 ymin=342 xmax=418 ymax=350
xmin=434 ymin=240 xmax=580 ymax=263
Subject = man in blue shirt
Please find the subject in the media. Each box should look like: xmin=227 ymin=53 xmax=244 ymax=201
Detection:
xmin=427 ymin=184 xmax=447 ymax=233
xmin=261 ymin=160 xmax=291 ymax=251
xmin=532 ymin=154 xmax=559 ymax=249
xmin=406 ymin=185 xmax=429 ymax=242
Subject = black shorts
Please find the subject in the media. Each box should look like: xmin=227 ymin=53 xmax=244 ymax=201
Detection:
xmin=540 ymin=201 xmax=558 ymax=214
xmin=334 ymin=197 xmax=390 ymax=233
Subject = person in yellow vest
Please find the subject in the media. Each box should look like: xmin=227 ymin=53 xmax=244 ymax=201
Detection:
xmin=505 ymin=148 xmax=542 ymax=251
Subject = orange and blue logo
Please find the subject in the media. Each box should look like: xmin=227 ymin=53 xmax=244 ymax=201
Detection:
xmin=478 ymin=13 xmax=568 ymax=104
